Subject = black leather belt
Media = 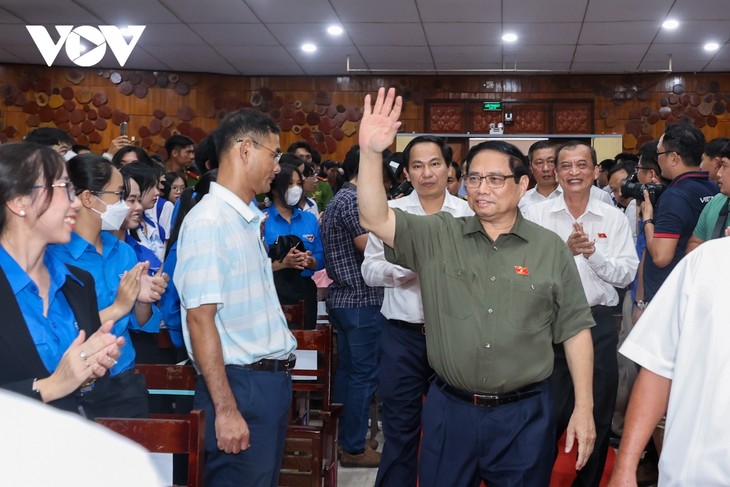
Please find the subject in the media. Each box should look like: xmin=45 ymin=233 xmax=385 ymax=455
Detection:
xmin=433 ymin=376 xmax=542 ymax=407
xmin=230 ymin=354 xmax=296 ymax=372
xmin=390 ymin=319 xmax=425 ymax=334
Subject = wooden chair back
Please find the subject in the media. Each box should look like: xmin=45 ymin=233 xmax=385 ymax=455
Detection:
xmin=135 ymin=363 xmax=198 ymax=391
xmin=282 ymin=300 xmax=306 ymax=329
xmin=290 ymin=325 xmax=333 ymax=411
xmin=96 ymin=410 xmax=205 ymax=487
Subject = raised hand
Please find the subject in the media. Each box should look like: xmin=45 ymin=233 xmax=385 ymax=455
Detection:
xmin=359 ymin=87 xmax=403 ymax=154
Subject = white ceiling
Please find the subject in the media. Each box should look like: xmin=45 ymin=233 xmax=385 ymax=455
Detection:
xmin=0 ymin=0 xmax=728 ymax=75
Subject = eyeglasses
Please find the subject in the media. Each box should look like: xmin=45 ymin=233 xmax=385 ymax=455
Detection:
xmin=465 ymin=173 xmax=516 ymax=189
xmin=32 ymin=182 xmax=76 ymax=202
xmin=304 ymin=174 xmax=318 ymax=181
xmin=656 ymin=150 xmax=675 ymax=158
xmin=92 ymin=190 xmax=125 ymax=202
xmin=251 ymin=139 xmax=283 ymax=163
xmin=170 ymin=185 xmax=185 ymax=192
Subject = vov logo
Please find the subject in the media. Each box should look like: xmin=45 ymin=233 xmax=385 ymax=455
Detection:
xmin=26 ymin=25 xmax=145 ymax=67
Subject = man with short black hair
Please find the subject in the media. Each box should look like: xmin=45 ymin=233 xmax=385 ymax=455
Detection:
xmin=447 ymin=161 xmax=462 ymax=196
xmin=362 ymin=135 xmax=472 ymax=486
xmin=321 ymin=144 xmax=388 ymax=469
xmin=358 ymin=87 xmax=596 ymax=487
xmin=687 ymin=140 xmax=730 ymax=251
xmin=164 ymin=135 xmax=196 ymax=186
xmin=524 ymin=141 xmax=638 ymax=487
xmin=24 ymin=127 xmax=74 ymax=157
xmin=287 ymin=140 xmax=314 ymax=163
xmin=699 ymin=136 xmax=729 ymax=184
xmin=638 ymin=124 xmax=717 ymax=309
xmin=519 ymin=141 xmax=612 ymax=212
xmin=175 ymin=108 xmax=296 ymax=487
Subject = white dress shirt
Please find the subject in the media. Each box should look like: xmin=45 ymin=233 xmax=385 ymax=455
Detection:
xmin=361 ymin=190 xmax=473 ymax=323
xmin=523 ymin=195 xmax=638 ymax=307
xmin=620 ymin=238 xmax=730 ymax=486
xmin=519 ymin=184 xmax=613 ymax=212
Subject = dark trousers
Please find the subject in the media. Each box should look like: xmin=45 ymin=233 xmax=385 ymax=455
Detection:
xmin=81 ymin=369 xmax=149 ymax=419
xmin=329 ymin=305 xmax=385 ymax=453
xmin=419 ymin=380 xmax=554 ymax=487
xmin=551 ymin=306 xmax=618 ymax=487
xmin=195 ymin=366 xmax=292 ymax=487
xmin=375 ymin=322 xmax=433 ymax=487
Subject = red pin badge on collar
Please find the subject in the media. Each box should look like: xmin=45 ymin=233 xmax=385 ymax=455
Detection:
xmin=514 ymin=266 xmax=529 ymax=276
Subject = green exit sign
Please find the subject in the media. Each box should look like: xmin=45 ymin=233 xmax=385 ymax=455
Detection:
xmin=483 ymin=101 xmax=502 ymax=111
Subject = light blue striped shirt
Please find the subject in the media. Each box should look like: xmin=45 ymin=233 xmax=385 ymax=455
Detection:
xmin=174 ymin=182 xmax=297 ymax=368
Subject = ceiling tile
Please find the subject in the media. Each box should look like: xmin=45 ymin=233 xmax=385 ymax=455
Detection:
xmin=417 ymin=0 xmax=501 ymax=22
xmin=506 ymin=45 xmax=577 ymax=63
xmin=502 ymin=22 xmax=582 ymax=45
xmin=504 ymin=0 xmax=587 ymax=23
xmin=654 ymin=20 xmax=730 ymax=43
xmin=585 ymin=0 xmax=673 ymax=22
xmin=160 ymin=0 xmax=258 ymax=23
xmin=570 ymin=62 xmax=643 ymax=73
xmin=190 ymin=23 xmax=278 ymax=46
xmin=423 ymin=23 xmax=499 ymax=46
xmin=135 ymin=24 xmax=203 ymax=46
xmin=268 ymin=23 xmax=355 ymax=47
xmin=346 ymin=23 xmax=426 ymax=46
xmin=358 ymin=46 xmax=434 ymax=65
xmin=1 ymin=0 xmax=103 ymax=24
xmin=143 ymin=45 xmax=237 ymax=73
xmin=430 ymin=45 xmax=502 ymax=64
xmin=216 ymin=45 xmax=300 ymax=73
xmin=579 ymin=21 xmax=659 ymax=44
xmin=75 ymin=0 xmax=179 ymax=24
xmin=0 ymin=7 xmax=24 ymax=23
xmin=244 ymin=0 xmax=340 ymax=23
xmin=332 ymin=0 xmax=419 ymax=23
xmin=285 ymin=45 xmax=361 ymax=73
xmin=574 ymin=44 xmax=647 ymax=63
xmin=0 ymin=47 xmax=26 ymax=63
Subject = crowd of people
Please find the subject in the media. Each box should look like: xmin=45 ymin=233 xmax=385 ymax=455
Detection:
xmin=1 ymin=89 xmax=728 ymax=487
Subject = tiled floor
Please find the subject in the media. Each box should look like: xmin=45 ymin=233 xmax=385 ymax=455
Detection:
xmin=336 ymin=430 xmax=384 ymax=487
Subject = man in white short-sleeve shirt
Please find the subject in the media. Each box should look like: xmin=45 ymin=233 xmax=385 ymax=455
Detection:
xmin=610 ymin=237 xmax=730 ymax=486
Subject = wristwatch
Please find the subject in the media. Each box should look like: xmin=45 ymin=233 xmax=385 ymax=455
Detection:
xmin=643 ymin=218 xmax=654 ymax=225
xmin=635 ymin=299 xmax=650 ymax=310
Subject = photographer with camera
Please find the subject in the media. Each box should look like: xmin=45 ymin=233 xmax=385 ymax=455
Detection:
xmin=638 ymin=125 xmax=718 ymax=316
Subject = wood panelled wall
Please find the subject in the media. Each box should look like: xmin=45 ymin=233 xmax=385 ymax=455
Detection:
xmin=0 ymin=64 xmax=728 ymax=162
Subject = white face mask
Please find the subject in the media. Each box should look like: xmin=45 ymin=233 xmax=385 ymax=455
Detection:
xmin=285 ymin=186 xmax=303 ymax=207
xmin=92 ymin=197 xmax=130 ymax=231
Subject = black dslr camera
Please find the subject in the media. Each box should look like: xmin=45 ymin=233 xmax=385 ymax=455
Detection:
xmin=620 ymin=174 xmax=664 ymax=205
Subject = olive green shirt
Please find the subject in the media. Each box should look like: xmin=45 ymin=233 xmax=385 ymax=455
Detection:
xmin=311 ymin=179 xmax=334 ymax=213
xmin=384 ymin=210 xmax=594 ymax=393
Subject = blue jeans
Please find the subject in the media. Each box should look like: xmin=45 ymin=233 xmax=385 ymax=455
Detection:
xmin=329 ymin=305 xmax=385 ymax=453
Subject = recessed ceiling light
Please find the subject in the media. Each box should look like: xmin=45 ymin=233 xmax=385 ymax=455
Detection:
xmin=704 ymin=42 xmax=720 ymax=52
xmin=662 ymin=19 xmax=679 ymax=30
xmin=327 ymin=25 xmax=343 ymax=36
xmin=502 ymin=33 xmax=518 ymax=43
xmin=301 ymin=43 xmax=317 ymax=53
